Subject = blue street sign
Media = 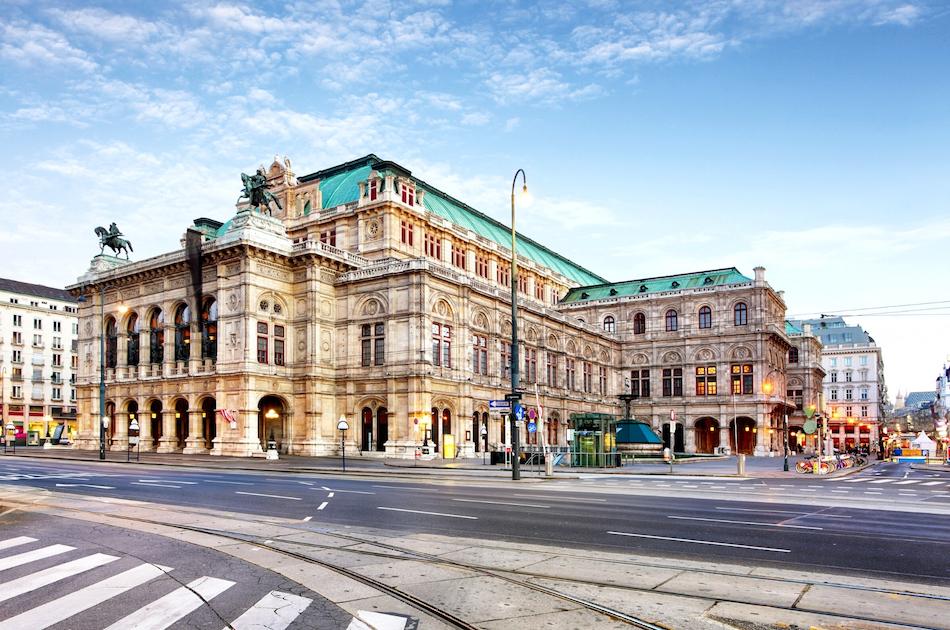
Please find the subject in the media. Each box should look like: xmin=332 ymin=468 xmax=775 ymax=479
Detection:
xmin=489 ymin=400 xmax=511 ymax=412
xmin=527 ymin=421 xmax=537 ymax=433
xmin=514 ymin=404 xmax=526 ymax=421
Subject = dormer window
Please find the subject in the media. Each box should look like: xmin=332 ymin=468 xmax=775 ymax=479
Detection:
xmin=609 ymin=288 xmax=618 ymax=296
xmin=369 ymin=178 xmax=378 ymax=201
xmin=401 ymin=181 xmax=415 ymax=206
xmin=639 ymin=285 xmax=648 ymax=293
xmin=671 ymin=281 xmax=680 ymax=289
xmin=581 ymin=292 xmax=589 ymax=299
xmin=703 ymin=276 xmax=714 ymax=285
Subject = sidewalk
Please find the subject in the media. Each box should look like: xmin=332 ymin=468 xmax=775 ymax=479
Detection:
xmin=3 ymin=446 xmax=871 ymax=480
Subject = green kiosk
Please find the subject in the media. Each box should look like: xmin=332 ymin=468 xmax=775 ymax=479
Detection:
xmin=569 ymin=413 xmax=619 ymax=467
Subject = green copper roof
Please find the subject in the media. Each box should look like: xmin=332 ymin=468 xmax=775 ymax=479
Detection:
xmin=561 ymin=267 xmax=752 ymax=304
xmin=297 ymin=155 xmax=606 ymax=286
xmin=785 ymin=320 xmax=804 ymax=335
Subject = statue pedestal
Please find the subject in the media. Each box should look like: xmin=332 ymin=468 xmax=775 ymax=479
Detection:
xmin=77 ymin=255 xmax=133 ymax=284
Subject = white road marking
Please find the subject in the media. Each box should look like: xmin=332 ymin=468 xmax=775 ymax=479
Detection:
xmin=347 ymin=611 xmax=410 ymax=630
xmin=0 ymin=544 xmax=74 ymax=571
xmin=371 ymin=485 xmax=439 ymax=492
xmin=303 ymin=516 xmax=312 ymax=522
xmin=512 ymin=493 xmax=607 ymax=503
xmin=921 ymin=481 xmax=944 ymax=486
xmin=668 ymin=515 xmax=822 ymax=530
xmin=137 ymin=479 xmax=198 ymax=485
xmin=321 ymin=486 xmax=332 ymax=491
xmin=54 ymin=483 xmax=115 ymax=489
xmin=317 ymin=488 xmax=375 ymax=495
xmin=131 ymin=482 xmax=181 ymax=489
xmin=894 ymin=480 xmax=920 ymax=485
xmin=104 ymin=575 xmax=234 ymax=630
xmin=235 ymin=491 xmax=302 ymax=500
xmin=831 ymin=490 xmax=849 ymax=493
xmin=0 ymin=553 xmax=119 ymax=603
xmin=452 ymin=498 xmax=549 ymax=508
xmin=377 ymin=506 xmax=478 ymax=519
xmin=297 ymin=481 xmax=315 ymax=486
xmin=203 ymin=479 xmax=252 ymax=486
xmin=0 ymin=536 xmax=36 ymax=551
xmin=864 ymin=491 xmax=883 ymax=495
xmin=607 ymin=531 xmax=790 ymax=553
xmin=327 ymin=492 xmax=335 ymax=498
xmin=226 ymin=591 xmax=312 ymax=630
xmin=869 ymin=479 xmax=895 ymax=484
xmin=842 ymin=478 xmax=865 ymax=483
xmin=317 ymin=502 xmax=329 ymax=510
xmin=0 ymin=563 xmax=171 ymax=629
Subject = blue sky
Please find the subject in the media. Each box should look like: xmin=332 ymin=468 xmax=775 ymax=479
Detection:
xmin=2 ymin=1 xmax=948 ymax=399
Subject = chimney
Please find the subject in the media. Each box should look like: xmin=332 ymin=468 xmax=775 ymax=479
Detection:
xmin=753 ymin=266 xmax=765 ymax=286
xmin=804 ymin=323 xmax=812 ymax=335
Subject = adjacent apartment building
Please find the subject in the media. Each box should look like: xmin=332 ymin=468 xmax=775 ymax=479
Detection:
xmin=68 ymin=155 xmax=820 ymax=458
xmin=0 ymin=278 xmax=79 ymax=442
xmin=789 ymin=315 xmax=886 ymax=449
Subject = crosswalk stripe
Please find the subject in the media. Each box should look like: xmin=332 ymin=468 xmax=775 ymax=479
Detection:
xmin=226 ymin=590 xmax=312 ymax=630
xmin=104 ymin=575 xmax=234 ymax=630
xmin=869 ymin=479 xmax=895 ymax=484
xmin=842 ymin=478 xmax=865 ymax=483
xmin=0 ymin=544 xmax=74 ymax=572
xmin=0 ymin=553 xmax=119 ymax=603
xmin=921 ymin=481 xmax=944 ymax=486
xmin=0 ymin=536 xmax=36 ymax=551
xmin=0 ymin=562 xmax=170 ymax=629
xmin=894 ymin=480 xmax=920 ymax=485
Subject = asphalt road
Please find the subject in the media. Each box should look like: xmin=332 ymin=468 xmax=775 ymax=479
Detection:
xmin=2 ymin=458 xmax=948 ymax=587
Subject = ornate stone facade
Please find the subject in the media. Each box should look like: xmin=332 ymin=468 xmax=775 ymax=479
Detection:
xmin=69 ymin=155 xmax=815 ymax=458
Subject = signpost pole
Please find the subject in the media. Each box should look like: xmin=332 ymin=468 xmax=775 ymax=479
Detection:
xmin=338 ymin=416 xmax=349 ymax=473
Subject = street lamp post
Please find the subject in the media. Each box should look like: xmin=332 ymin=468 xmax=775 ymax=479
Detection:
xmin=762 ymin=368 xmax=789 ymax=472
xmin=508 ymin=168 xmax=528 ymax=482
xmin=97 ymin=286 xmax=106 ymax=461
xmin=337 ymin=415 xmax=349 ymax=472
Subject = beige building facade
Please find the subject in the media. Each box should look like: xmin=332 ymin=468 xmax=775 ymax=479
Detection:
xmin=70 ymin=155 xmax=816 ymax=458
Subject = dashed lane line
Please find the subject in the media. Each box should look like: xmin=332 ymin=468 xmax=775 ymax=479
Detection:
xmin=235 ymin=491 xmax=302 ymax=501
xmin=607 ymin=531 xmax=791 ymax=553
xmin=377 ymin=506 xmax=478 ymax=520
xmin=668 ymin=515 xmax=822 ymax=530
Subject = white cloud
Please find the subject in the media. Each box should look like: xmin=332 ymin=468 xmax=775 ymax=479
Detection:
xmin=0 ymin=21 xmax=97 ymax=72
xmin=47 ymin=7 xmax=160 ymax=43
xmin=504 ymin=117 xmax=520 ymax=132
xmin=487 ymin=68 xmax=602 ymax=105
xmin=461 ymin=111 xmax=490 ymax=126
xmin=874 ymin=3 xmax=922 ymax=25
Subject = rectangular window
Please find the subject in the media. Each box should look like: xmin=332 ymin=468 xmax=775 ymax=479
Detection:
xmin=452 ymin=245 xmax=466 ymax=269
xmin=400 ymin=182 xmax=415 ymax=206
xmin=845 ymin=372 xmax=852 ymax=382
xmin=475 ymin=256 xmax=488 ymax=279
xmin=51 ymin=371 xmax=61 ymax=384
xmin=320 ymin=229 xmax=337 ymax=247
xmin=582 ymin=362 xmax=592 ymax=393
xmin=361 ymin=323 xmax=385 ymax=366
xmin=831 ymin=372 xmax=838 ymax=383
xmin=274 ymin=325 xmax=285 ymax=366
xmin=831 ymin=389 xmax=838 ymax=401
xmin=730 ymin=364 xmax=753 ymax=395
xmin=431 ymin=323 xmax=452 ymax=368
xmin=71 ymin=355 xmax=78 ymax=369
xmin=535 ymin=284 xmax=544 ymax=301
xmin=72 ymin=323 xmax=79 ymax=335
xmin=472 ymin=334 xmax=488 ymax=375
xmin=369 ymin=178 xmax=378 ymax=201
xmin=845 ymin=388 xmax=853 ymax=400
xmin=830 ymin=358 xmax=837 ymax=368
xmin=424 ymin=233 xmax=441 ymax=259
xmin=860 ymin=355 xmax=868 ymax=366
xmin=546 ymin=353 xmax=557 ymax=387
xmin=861 ymin=405 xmax=868 ymax=417
xmin=13 ymin=350 xmax=22 ymax=363
xmin=33 ymin=334 xmax=42 ymax=347
xmin=524 ymin=347 xmax=537 ymax=383
xmin=12 ymin=385 xmax=21 ymax=399
xmin=844 ymin=357 xmax=853 ymax=367
xmin=53 ymin=321 xmax=61 ymax=332
xmin=33 ymin=318 xmax=42 ymax=330
xmin=695 ymin=365 xmax=717 ymax=396
xmin=374 ymin=323 xmax=385 ymax=366
xmin=52 ymin=387 xmax=62 ymax=401
xmin=257 ymin=322 xmax=268 ymax=363
xmin=52 ymin=336 xmax=62 ymax=349
xmin=860 ymin=388 xmax=868 ymax=400
xmin=662 ymin=368 xmax=683 ymax=397
xmin=52 ymin=353 xmax=61 ymax=367
xmin=496 ymin=266 xmax=510 ymax=287
xmin=566 ymin=359 xmax=576 ymax=390
xmin=518 ymin=275 xmax=528 ymax=294
xmin=12 ymin=331 xmax=22 ymax=345
xmin=599 ymin=366 xmax=607 ymax=395
xmin=845 ymin=405 xmax=852 ymax=417
xmin=787 ymin=389 xmax=804 ymax=410
xmin=13 ymin=314 xmax=22 ymax=326
xmin=400 ymin=220 xmax=414 ymax=246
xmin=501 ymin=342 xmax=511 ymax=379
xmin=630 ymin=369 xmax=650 ymax=398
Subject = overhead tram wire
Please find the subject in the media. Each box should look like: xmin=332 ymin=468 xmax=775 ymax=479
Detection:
xmin=787 ymin=299 xmax=950 ymax=318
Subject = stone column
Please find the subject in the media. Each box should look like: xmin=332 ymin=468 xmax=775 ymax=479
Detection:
xmin=156 ymin=410 xmax=178 ymax=453
xmin=719 ymin=418 xmax=731 ymax=450
xmin=116 ymin=335 xmax=127 ymax=370
xmin=163 ymin=324 xmax=175 ymax=377
xmin=684 ymin=420 xmax=696 ymax=453
xmin=110 ymin=412 xmax=128 ymax=451
xmin=137 ymin=409 xmax=154 ymax=452
xmin=754 ymin=412 xmax=769 ymax=456
xmin=183 ymin=409 xmax=207 ymax=454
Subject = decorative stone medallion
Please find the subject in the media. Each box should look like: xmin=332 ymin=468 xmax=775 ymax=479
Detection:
xmin=367 ymin=220 xmax=380 ymax=238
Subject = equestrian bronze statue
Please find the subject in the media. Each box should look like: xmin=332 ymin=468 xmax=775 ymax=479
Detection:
xmin=95 ymin=223 xmax=133 ymax=259
xmin=239 ymin=168 xmax=283 ymax=215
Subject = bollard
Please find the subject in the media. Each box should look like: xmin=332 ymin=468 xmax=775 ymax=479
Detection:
xmin=738 ymin=453 xmax=746 ymax=476
xmin=544 ymin=454 xmax=553 ymax=477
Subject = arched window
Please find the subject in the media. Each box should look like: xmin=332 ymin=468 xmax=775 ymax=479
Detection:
xmin=127 ymin=313 xmax=140 ymax=366
xmin=201 ymin=298 xmax=217 ymax=362
xmin=105 ymin=317 xmax=118 ymax=368
xmin=665 ymin=309 xmax=678 ymax=332
xmin=789 ymin=347 xmax=800 ymax=363
xmin=603 ymin=316 xmax=615 ymax=333
xmin=633 ymin=313 xmax=646 ymax=335
xmin=174 ymin=303 xmax=191 ymax=361
xmin=148 ymin=308 xmax=164 ymax=364
xmin=698 ymin=306 xmax=712 ymax=329
xmin=734 ymin=302 xmax=748 ymax=326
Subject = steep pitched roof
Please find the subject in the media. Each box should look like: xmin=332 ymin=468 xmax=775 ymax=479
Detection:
xmin=560 ymin=267 xmax=752 ymax=304
xmin=298 ymin=155 xmax=607 ymax=286
xmin=904 ymin=391 xmax=936 ymax=408
xmin=0 ymin=277 xmax=75 ymax=303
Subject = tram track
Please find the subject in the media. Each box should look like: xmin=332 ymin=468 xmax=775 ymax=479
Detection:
xmin=2 ymin=489 xmax=945 ymax=629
